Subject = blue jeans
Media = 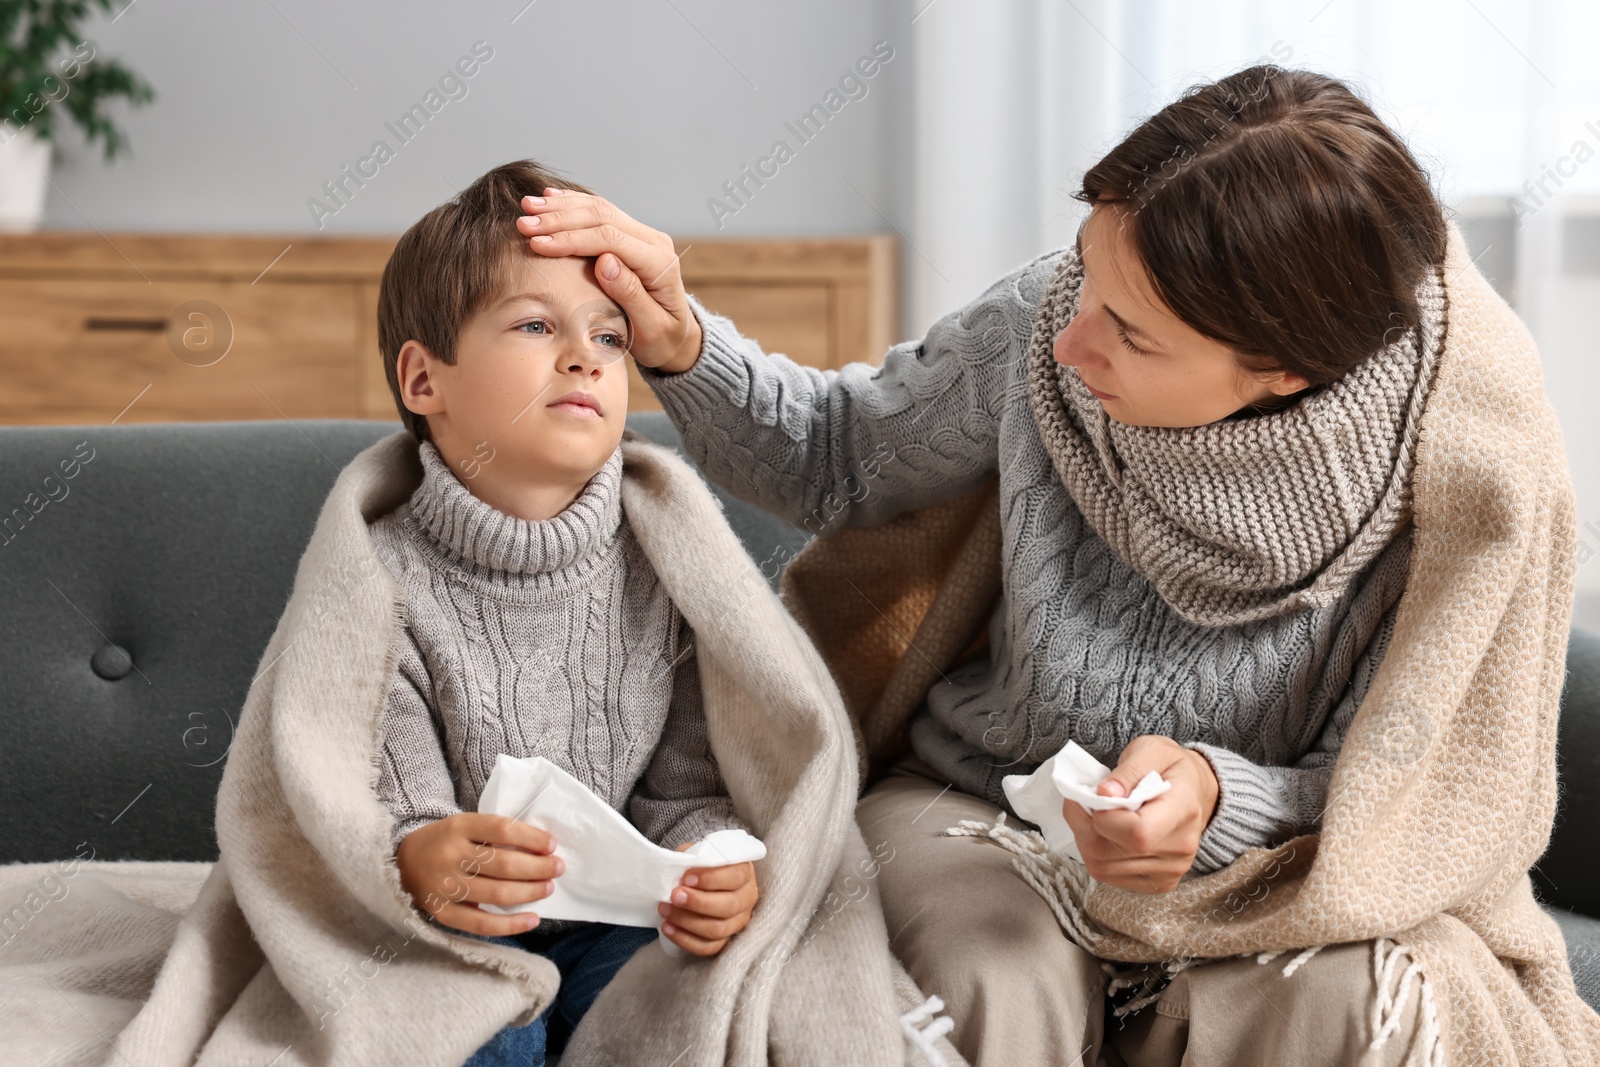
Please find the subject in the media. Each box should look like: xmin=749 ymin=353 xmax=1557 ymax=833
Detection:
xmin=463 ymin=922 xmax=659 ymax=1067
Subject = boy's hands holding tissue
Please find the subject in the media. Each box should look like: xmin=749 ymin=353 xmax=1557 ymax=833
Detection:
xmin=395 ymin=813 xmax=564 ymax=936
xmin=657 ymin=843 xmax=759 ymax=957
xmin=1060 ymin=735 xmax=1219 ymax=893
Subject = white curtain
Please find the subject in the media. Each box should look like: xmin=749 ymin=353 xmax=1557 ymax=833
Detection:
xmin=906 ymin=0 xmax=1600 ymax=624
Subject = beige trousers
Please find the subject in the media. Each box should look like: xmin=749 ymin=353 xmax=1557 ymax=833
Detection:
xmin=857 ymin=758 xmax=1423 ymax=1067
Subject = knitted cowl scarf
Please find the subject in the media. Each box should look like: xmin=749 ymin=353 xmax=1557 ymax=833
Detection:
xmin=1024 ymin=245 xmax=1448 ymax=627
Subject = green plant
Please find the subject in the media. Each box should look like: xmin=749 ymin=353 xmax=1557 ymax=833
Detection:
xmin=0 ymin=0 xmax=153 ymax=160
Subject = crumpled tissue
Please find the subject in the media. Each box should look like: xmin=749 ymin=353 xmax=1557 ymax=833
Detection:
xmin=1000 ymin=740 xmax=1172 ymax=862
xmin=477 ymin=753 xmax=765 ymax=955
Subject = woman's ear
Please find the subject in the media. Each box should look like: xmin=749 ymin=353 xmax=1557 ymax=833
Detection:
xmin=1265 ymin=368 xmax=1311 ymax=396
xmin=396 ymin=340 xmax=447 ymax=418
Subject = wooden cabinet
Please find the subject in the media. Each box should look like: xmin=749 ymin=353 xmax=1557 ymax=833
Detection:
xmin=1 ymin=278 xmax=360 ymax=424
xmin=0 ymin=233 xmax=898 ymax=425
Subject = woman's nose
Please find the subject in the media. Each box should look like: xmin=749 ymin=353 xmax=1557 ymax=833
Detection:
xmin=1053 ymin=319 xmax=1091 ymax=367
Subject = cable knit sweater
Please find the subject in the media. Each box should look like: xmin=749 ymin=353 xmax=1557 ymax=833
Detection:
xmin=640 ymin=250 xmax=1415 ymax=874
xmin=370 ymin=440 xmax=747 ymax=867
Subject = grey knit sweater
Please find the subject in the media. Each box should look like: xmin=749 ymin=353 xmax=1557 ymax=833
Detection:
xmin=371 ymin=440 xmax=748 ymax=863
xmin=640 ymin=249 xmax=1415 ymax=874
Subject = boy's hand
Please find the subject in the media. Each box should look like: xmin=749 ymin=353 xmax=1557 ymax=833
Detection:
xmin=395 ymin=813 xmax=564 ymax=937
xmin=656 ymin=842 xmax=759 ymax=957
xmin=1059 ymin=735 xmax=1219 ymax=894
xmin=515 ymin=190 xmax=703 ymax=375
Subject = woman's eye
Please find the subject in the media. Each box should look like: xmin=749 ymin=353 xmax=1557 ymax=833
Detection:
xmin=1114 ymin=323 xmax=1146 ymax=354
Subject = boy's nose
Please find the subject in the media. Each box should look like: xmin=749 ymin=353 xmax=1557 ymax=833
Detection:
xmin=563 ymin=359 xmax=605 ymax=380
xmin=566 ymin=350 xmax=608 ymax=375
xmin=562 ymin=340 xmax=611 ymax=374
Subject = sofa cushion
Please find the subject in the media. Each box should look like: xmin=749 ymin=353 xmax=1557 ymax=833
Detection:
xmin=0 ymin=420 xmax=395 ymax=863
xmin=1535 ymin=626 xmax=1600 ymax=918
xmin=1545 ymin=906 xmax=1600 ymax=1011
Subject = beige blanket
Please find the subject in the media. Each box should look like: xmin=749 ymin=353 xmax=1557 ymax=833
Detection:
xmin=779 ymin=222 xmax=1600 ymax=1065
xmin=0 ymin=431 xmax=966 ymax=1067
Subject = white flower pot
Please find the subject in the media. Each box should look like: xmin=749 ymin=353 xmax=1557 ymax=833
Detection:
xmin=0 ymin=127 xmax=52 ymax=232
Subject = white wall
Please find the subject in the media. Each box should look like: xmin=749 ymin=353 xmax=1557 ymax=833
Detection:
xmin=1556 ymin=271 xmax=1600 ymax=630
xmin=42 ymin=0 xmax=912 ymax=240
xmin=1457 ymin=211 xmax=1600 ymax=629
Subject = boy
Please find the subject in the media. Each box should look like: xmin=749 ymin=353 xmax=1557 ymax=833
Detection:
xmin=369 ymin=160 xmax=758 ymax=1065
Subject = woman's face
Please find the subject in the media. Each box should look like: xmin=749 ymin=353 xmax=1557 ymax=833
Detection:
xmin=1052 ymin=204 xmax=1308 ymax=427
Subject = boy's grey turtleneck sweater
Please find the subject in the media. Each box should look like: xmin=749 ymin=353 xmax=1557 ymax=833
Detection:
xmin=638 ymin=249 xmax=1413 ymax=874
xmin=371 ymin=440 xmax=747 ymax=858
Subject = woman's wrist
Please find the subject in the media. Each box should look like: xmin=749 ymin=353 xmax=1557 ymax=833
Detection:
xmin=1184 ymin=747 xmax=1221 ymax=830
xmin=651 ymin=316 xmax=703 ymax=376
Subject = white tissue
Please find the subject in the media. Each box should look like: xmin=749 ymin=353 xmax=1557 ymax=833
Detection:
xmin=476 ymin=753 xmax=765 ymax=955
xmin=1000 ymin=740 xmax=1173 ymax=862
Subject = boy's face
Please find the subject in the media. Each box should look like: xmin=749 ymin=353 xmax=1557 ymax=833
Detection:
xmin=405 ymin=251 xmax=630 ymax=487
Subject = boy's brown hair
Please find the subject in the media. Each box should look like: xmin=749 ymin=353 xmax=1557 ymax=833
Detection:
xmin=377 ymin=160 xmax=594 ymax=440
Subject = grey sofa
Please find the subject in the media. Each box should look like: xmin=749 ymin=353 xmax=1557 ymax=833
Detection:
xmin=0 ymin=415 xmax=1595 ymax=1012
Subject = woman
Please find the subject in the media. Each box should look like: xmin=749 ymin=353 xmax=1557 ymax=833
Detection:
xmin=516 ymin=66 xmax=1595 ymax=1065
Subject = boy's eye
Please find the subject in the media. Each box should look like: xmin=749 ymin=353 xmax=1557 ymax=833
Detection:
xmin=518 ymin=319 xmax=550 ymax=334
xmin=593 ymin=330 xmax=624 ymax=348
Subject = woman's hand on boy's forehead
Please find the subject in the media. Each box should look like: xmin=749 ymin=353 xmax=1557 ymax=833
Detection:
xmin=517 ymin=190 xmax=702 ymax=374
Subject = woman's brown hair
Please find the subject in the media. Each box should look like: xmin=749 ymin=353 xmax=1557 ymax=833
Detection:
xmin=1076 ymin=64 xmax=1447 ymax=415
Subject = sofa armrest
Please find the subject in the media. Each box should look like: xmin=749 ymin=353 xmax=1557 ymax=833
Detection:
xmin=1533 ymin=627 xmax=1600 ymax=918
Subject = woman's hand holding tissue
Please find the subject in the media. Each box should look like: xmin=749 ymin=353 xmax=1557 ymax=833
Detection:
xmin=656 ymin=842 xmax=760 ymax=958
xmin=395 ymin=813 xmax=565 ymax=936
xmin=1059 ymin=735 xmax=1219 ymax=894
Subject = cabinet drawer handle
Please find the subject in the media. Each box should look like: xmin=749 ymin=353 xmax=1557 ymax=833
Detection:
xmin=84 ymin=316 xmax=166 ymax=332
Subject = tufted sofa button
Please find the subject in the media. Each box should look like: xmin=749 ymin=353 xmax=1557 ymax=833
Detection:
xmin=91 ymin=644 xmax=135 ymax=681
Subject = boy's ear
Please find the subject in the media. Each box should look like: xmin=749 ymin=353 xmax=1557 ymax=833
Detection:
xmin=396 ymin=340 xmax=447 ymax=418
